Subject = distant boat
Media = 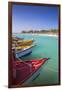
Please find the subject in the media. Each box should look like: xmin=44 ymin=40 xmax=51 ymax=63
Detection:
xmin=12 ymin=53 xmax=49 ymax=86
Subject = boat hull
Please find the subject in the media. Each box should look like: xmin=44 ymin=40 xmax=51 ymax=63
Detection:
xmin=12 ymin=57 xmax=49 ymax=87
xmin=16 ymin=46 xmax=33 ymax=58
xmin=21 ymin=67 xmax=41 ymax=86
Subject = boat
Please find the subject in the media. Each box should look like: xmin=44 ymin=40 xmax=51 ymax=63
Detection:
xmin=15 ymin=42 xmax=36 ymax=50
xmin=12 ymin=52 xmax=49 ymax=86
xmin=12 ymin=36 xmax=24 ymax=45
xmin=12 ymin=44 xmax=36 ymax=58
xmin=12 ymin=41 xmax=36 ymax=51
xmin=16 ymin=39 xmax=34 ymax=46
xmin=12 ymin=36 xmax=23 ymax=41
xmin=15 ymin=44 xmax=35 ymax=58
xmin=12 ymin=38 xmax=34 ymax=51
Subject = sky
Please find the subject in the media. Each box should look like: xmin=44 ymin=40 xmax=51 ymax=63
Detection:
xmin=12 ymin=4 xmax=59 ymax=33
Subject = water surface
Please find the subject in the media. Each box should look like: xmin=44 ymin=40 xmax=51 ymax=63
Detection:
xmin=15 ymin=34 xmax=59 ymax=85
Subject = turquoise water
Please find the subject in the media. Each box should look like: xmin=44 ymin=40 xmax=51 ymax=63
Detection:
xmin=15 ymin=34 xmax=59 ymax=85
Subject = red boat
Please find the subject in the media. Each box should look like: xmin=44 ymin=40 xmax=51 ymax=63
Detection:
xmin=12 ymin=53 xmax=49 ymax=86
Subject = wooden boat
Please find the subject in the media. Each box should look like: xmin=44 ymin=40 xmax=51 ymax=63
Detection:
xmin=12 ymin=53 xmax=49 ymax=86
xmin=16 ymin=44 xmax=36 ymax=50
xmin=12 ymin=36 xmax=24 ymax=45
xmin=12 ymin=36 xmax=23 ymax=41
xmin=15 ymin=44 xmax=35 ymax=58
xmin=16 ymin=39 xmax=34 ymax=46
xmin=12 ymin=44 xmax=36 ymax=58
xmin=12 ymin=41 xmax=36 ymax=51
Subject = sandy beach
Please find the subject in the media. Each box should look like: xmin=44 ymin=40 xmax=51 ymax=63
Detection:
xmin=19 ymin=33 xmax=58 ymax=37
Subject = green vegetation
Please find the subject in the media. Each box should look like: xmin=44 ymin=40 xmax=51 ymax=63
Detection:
xmin=21 ymin=29 xmax=58 ymax=35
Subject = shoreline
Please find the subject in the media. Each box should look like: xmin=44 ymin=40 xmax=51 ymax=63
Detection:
xmin=13 ymin=33 xmax=58 ymax=37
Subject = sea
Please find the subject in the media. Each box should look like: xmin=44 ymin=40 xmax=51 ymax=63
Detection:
xmin=14 ymin=34 xmax=59 ymax=86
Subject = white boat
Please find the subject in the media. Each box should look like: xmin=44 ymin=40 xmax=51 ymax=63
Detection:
xmin=15 ymin=45 xmax=35 ymax=58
